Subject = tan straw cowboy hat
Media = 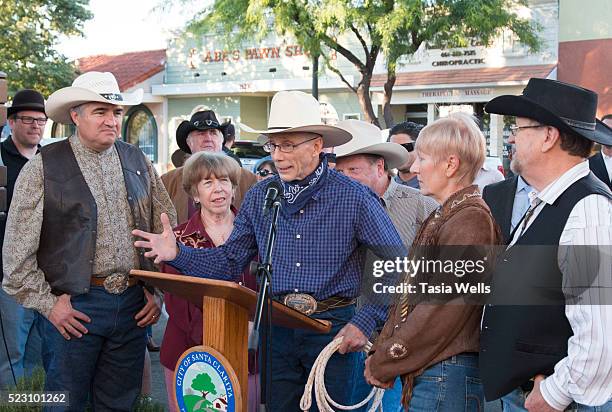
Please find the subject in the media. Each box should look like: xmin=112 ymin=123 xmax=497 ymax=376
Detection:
xmin=334 ymin=120 xmax=409 ymax=169
xmin=46 ymin=71 xmax=143 ymax=124
xmin=239 ymin=90 xmax=352 ymax=148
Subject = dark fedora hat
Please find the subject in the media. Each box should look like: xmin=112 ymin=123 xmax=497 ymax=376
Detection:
xmin=485 ymin=78 xmax=611 ymax=146
xmin=176 ymin=110 xmax=229 ymax=154
xmin=8 ymin=89 xmax=46 ymax=117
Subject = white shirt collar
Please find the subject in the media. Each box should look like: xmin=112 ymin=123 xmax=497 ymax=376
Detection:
xmin=537 ymin=161 xmax=590 ymax=206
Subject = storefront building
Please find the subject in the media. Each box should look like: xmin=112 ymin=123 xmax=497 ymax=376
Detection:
xmin=153 ymin=0 xmax=559 ymax=171
xmin=48 ymin=0 xmax=611 ymax=172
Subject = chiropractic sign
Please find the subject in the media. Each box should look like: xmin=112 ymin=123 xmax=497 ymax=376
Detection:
xmin=431 ymin=48 xmax=486 ymax=67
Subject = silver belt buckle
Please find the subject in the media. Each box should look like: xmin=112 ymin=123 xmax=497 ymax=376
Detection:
xmin=103 ymin=273 xmax=129 ymax=295
xmin=283 ymin=293 xmax=317 ymax=316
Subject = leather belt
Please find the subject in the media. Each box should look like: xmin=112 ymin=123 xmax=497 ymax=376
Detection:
xmin=280 ymin=293 xmax=355 ymax=316
xmin=91 ymin=274 xmax=138 ymax=295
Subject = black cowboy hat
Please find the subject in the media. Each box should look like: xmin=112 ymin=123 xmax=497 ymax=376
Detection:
xmin=8 ymin=89 xmax=46 ymax=117
xmin=485 ymin=78 xmax=612 ymax=146
xmin=176 ymin=110 xmax=229 ymax=154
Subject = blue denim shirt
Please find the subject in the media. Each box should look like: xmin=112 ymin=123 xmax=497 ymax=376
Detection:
xmin=394 ymin=174 xmax=419 ymax=189
xmin=510 ymin=176 xmax=533 ymax=232
xmin=169 ymin=169 xmax=406 ymax=336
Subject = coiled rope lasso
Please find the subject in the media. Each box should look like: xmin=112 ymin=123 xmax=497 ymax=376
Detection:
xmin=300 ymin=337 xmax=385 ymax=412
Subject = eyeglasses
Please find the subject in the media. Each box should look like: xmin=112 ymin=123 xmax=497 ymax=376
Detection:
xmin=15 ymin=116 xmax=48 ymax=126
xmin=263 ymin=136 xmax=319 ymax=153
xmin=508 ymin=124 xmax=544 ymax=137
xmin=400 ymin=142 xmax=415 ymax=152
xmin=256 ymin=169 xmax=276 ymax=177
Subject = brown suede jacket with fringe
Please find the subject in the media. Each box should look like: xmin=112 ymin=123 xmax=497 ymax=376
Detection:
xmin=368 ymin=185 xmax=502 ymax=407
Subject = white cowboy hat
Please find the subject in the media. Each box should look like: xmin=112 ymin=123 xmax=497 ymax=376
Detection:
xmin=334 ymin=120 xmax=408 ymax=169
xmin=239 ymin=91 xmax=351 ymax=148
xmin=47 ymin=71 xmax=143 ymax=124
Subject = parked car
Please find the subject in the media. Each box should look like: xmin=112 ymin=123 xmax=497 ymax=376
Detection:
xmin=231 ymin=140 xmax=267 ymax=171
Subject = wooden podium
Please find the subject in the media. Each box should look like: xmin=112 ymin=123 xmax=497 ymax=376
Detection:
xmin=130 ymin=270 xmax=331 ymax=411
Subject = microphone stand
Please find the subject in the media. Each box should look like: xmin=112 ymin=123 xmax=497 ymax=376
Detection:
xmin=248 ymin=198 xmax=281 ymax=411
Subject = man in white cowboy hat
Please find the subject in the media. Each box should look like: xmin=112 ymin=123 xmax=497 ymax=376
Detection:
xmin=161 ymin=109 xmax=256 ymax=224
xmin=334 ymin=119 xmax=438 ymax=409
xmin=2 ymin=71 xmax=177 ymax=410
xmin=335 ymin=119 xmax=438 ymax=244
xmin=133 ymin=90 xmax=406 ymax=410
xmin=480 ymin=78 xmax=612 ymax=411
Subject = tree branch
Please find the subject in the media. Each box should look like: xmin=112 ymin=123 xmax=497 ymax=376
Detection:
xmin=350 ymin=23 xmax=369 ymax=58
xmin=367 ymin=44 xmax=381 ymax=71
xmin=325 ymin=61 xmax=357 ymax=93
xmin=411 ymin=29 xmax=421 ymax=49
xmin=320 ymin=33 xmax=366 ymax=71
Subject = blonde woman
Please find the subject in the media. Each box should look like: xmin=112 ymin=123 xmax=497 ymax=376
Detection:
xmin=365 ymin=113 xmax=501 ymax=411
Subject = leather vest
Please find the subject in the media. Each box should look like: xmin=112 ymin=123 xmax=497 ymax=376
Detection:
xmin=37 ymin=138 xmax=155 ymax=296
xmin=480 ymin=173 xmax=611 ymax=400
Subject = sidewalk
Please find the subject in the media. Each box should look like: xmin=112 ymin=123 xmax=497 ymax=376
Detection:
xmin=149 ymin=315 xmax=169 ymax=409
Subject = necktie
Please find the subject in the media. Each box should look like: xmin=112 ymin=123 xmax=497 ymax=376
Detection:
xmin=519 ymin=197 xmax=543 ymax=237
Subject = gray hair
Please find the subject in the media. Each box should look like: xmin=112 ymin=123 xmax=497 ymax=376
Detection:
xmin=70 ymin=104 xmax=84 ymax=116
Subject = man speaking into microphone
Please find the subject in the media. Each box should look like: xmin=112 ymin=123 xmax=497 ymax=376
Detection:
xmin=134 ymin=91 xmax=405 ymax=410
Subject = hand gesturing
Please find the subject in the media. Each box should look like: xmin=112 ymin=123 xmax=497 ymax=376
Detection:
xmin=133 ymin=213 xmax=179 ymax=264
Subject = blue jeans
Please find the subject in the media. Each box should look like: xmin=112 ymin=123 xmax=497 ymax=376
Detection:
xmin=269 ymin=305 xmax=360 ymax=411
xmin=0 ymin=287 xmax=46 ymax=389
xmin=409 ymin=352 xmax=483 ymax=411
xmin=351 ymin=351 xmax=404 ymax=412
xmin=502 ymin=387 xmax=612 ymax=412
xmin=42 ymin=286 xmax=147 ymax=411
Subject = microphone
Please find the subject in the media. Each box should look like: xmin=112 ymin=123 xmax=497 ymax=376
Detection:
xmin=263 ymin=180 xmax=283 ymax=214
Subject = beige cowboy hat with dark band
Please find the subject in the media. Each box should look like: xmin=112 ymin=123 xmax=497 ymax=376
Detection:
xmin=239 ymin=90 xmax=352 ymax=148
xmin=46 ymin=71 xmax=143 ymax=124
xmin=334 ymin=119 xmax=409 ymax=169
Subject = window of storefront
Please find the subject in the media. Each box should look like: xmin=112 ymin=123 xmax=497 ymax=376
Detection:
xmin=51 ymin=122 xmax=76 ymax=138
xmin=405 ymin=104 xmax=428 ymax=125
xmin=343 ymin=113 xmax=360 ymax=120
xmin=123 ymin=105 xmax=158 ymax=163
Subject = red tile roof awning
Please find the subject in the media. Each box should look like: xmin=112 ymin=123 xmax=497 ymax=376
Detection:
xmin=371 ymin=64 xmax=556 ymax=88
xmin=76 ymin=49 xmax=166 ymax=91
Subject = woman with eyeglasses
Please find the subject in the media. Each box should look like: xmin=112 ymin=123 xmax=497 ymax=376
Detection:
xmin=253 ymin=156 xmax=277 ymax=181
xmin=159 ymin=151 xmax=259 ymax=411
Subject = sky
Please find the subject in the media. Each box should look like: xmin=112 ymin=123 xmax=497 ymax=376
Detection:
xmin=57 ymin=0 xmax=195 ymax=59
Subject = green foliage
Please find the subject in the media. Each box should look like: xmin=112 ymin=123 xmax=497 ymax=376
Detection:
xmin=0 ymin=0 xmax=92 ymax=97
xmin=171 ymin=0 xmax=542 ymax=124
xmin=190 ymin=372 xmax=217 ymax=399
xmin=133 ymin=396 xmax=166 ymax=412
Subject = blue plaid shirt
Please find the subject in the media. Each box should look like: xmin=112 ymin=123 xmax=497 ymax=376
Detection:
xmin=169 ymin=169 xmax=406 ymax=337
